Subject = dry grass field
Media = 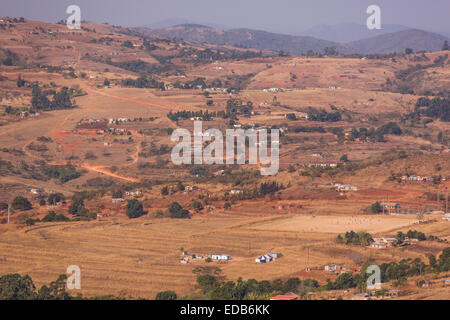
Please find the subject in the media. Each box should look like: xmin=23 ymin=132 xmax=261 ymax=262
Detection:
xmin=0 ymin=210 xmax=448 ymax=299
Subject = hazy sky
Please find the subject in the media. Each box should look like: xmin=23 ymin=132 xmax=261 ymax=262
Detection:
xmin=1 ymin=0 xmax=449 ymax=34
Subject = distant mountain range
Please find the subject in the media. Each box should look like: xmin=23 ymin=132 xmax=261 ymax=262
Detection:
xmin=144 ymin=24 xmax=347 ymax=54
xmin=299 ymin=23 xmax=409 ymax=43
xmin=348 ymin=29 xmax=449 ymax=54
xmin=141 ymin=23 xmax=449 ymax=55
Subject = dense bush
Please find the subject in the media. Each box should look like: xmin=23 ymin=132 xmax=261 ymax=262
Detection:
xmin=0 ymin=273 xmax=71 ymax=300
xmin=126 ymin=199 xmax=146 ymax=219
xmin=168 ymin=202 xmax=190 ymax=219
xmin=155 ymin=290 xmax=177 ymax=300
xmin=12 ymin=196 xmax=32 ymax=211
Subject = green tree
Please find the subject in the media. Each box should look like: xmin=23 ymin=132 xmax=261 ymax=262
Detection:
xmin=12 ymin=196 xmax=32 ymax=210
xmin=197 ymin=275 xmax=217 ymax=294
xmin=370 ymin=201 xmax=383 ymax=213
xmin=51 ymin=87 xmax=73 ymax=110
xmin=335 ymin=234 xmax=344 ymax=244
xmin=340 ymin=154 xmax=349 ymax=162
xmin=122 ymin=40 xmax=133 ymax=48
xmin=177 ymin=181 xmax=185 ymax=191
xmin=48 ymin=193 xmax=65 ymax=205
xmin=161 ymin=186 xmax=169 ymax=196
xmin=126 ymin=199 xmax=146 ymax=219
xmin=192 ymin=200 xmax=204 ymax=212
xmin=168 ymin=201 xmax=190 ymax=219
xmin=42 ymin=211 xmax=57 ymax=222
xmin=68 ymin=198 xmax=87 ymax=216
xmin=442 ymin=40 xmax=449 ymax=51
xmin=438 ymin=247 xmax=450 ymax=271
xmin=17 ymin=75 xmax=25 ymax=87
xmin=0 ymin=274 xmax=36 ymax=300
xmin=37 ymin=275 xmax=71 ymax=300
xmin=155 ymin=290 xmax=177 ymax=300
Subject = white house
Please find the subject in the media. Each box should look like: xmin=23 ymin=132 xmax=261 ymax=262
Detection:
xmin=210 ymin=254 xmax=231 ymax=261
xmin=125 ymin=190 xmax=142 ymax=197
xmin=268 ymin=252 xmax=282 ymax=259
xmin=29 ymin=188 xmax=42 ymax=195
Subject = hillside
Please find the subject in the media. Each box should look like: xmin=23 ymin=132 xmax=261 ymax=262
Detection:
xmin=143 ymin=24 xmax=449 ymax=55
xmin=300 ymin=23 xmax=408 ymax=43
xmin=349 ymin=29 xmax=449 ymax=54
xmin=142 ymin=24 xmax=350 ymax=55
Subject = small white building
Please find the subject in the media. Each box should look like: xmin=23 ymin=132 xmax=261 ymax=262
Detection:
xmin=210 ymin=254 xmax=231 ymax=261
xmin=30 ymin=188 xmax=42 ymax=195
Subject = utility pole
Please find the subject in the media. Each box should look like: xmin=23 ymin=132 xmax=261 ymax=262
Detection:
xmin=7 ymin=204 xmax=10 ymax=224
xmin=437 ymin=190 xmax=440 ymax=211
xmin=446 ymin=190 xmax=448 ymax=214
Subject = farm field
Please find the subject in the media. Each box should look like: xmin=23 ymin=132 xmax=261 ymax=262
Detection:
xmin=0 ymin=211 xmax=448 ymax=299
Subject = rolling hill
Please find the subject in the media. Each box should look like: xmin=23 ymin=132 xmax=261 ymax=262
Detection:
xmin=142 ymin=24 xmax=350 ymax=55
xmin=348 ymin=29 xmax=449 ymax=54
xmin=300 ymin=23 xmax=409 ymax=43
xmin=143 ymin=24 xmax=449 ymax=55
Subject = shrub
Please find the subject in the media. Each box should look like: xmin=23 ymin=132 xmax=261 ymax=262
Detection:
xmin=126 ymin=199 xmax=146 ymax=219
xmin=168 ymin=202 xmax=190 ymax=219
xmin=12 ymin=196 xmax=32 ymax=210
xmin=155 ymin=290 xmax=177 ymax=300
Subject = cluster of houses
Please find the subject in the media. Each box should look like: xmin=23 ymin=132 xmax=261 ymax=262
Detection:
xmin=331 ymin=182 xmax=359 ymax=192
xmin=205 ymin=87 xmax=228 ymax=93
xmin=108 ymin=127 xmax=128 ymax=134
xmin=324 ymin=264 xmax=359 ymax=274
xmin=125 ymin=190 xmax=142 ymax=197
xmin=369 ymin=237 xmax=420 ymax=249
xmin=401 ymin=175 xmax=434 ymax=182
xmin=180 ymin=252 xmax=204 ymax=264
xmin=255 ymin=252 xmax=282 ymax=263
xmin=75 ymin=119 xmax=107 ymax=133
xmin=108 ymin=118 xmax=130 ymax=124
xmin=263 ymin=88 xmax=287 ymax=93
xmin=111 ymin=190 xmax=142 ymax=203
xmin=79 ymin=118 xmax=105 ymax=125
xmin=180 ymin=252 xmax=231 ymax=264
xmin=352 ymin=278 xmax=450 ymax=299
xmin=184 ymin=185 xmax=198 ymax=192
xmin=370 ymin=237 xmax=398 ymax=249
xmin=307 ymin=161 xmax=338 ymax=168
